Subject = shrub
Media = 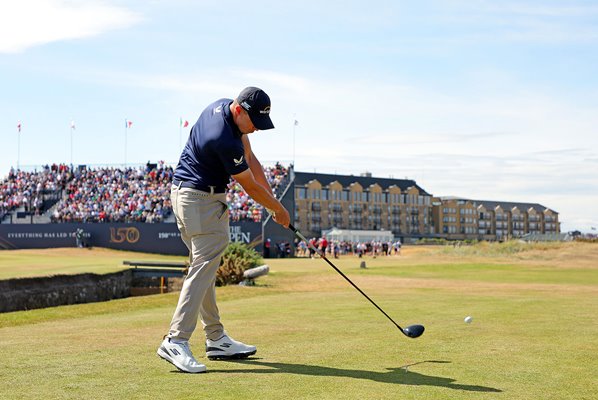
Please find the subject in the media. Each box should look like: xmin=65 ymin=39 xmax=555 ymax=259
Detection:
xmin=216 ymin=242 xmax=263 ymax=286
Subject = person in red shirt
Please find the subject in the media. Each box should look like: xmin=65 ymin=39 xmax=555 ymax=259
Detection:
xmin=320 ymin=236 xmax=328 ymax=256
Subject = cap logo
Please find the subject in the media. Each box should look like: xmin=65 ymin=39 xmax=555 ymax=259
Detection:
xmin=241 ymin=101 xmax=251 ymax=111
xmin=260 ymin=106 xmax=271 ymax=115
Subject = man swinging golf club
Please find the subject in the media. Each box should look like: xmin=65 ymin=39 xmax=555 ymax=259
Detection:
xmin=157 ymin=87 xmax=290 ymax=373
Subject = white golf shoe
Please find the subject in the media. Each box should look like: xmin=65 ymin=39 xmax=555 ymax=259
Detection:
xmin=206 ymin=334 xmax=257 ymax=360
xmin=157 ymin=338 xmax=206 ymax=373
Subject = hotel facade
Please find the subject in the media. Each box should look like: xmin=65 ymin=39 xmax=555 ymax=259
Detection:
xmin=292 ymin=171 xmax=559 ymax=242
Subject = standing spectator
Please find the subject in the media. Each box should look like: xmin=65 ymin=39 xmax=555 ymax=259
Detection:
xmin=320 ymin=236 xmax=328 ymax=256
xmin=309 ymin=237 xmax=317 ymax=258
xmin=264 ymin=238 xmax=271 ymax=258
xmin=75 ymin=228 xmax=84 ymax=248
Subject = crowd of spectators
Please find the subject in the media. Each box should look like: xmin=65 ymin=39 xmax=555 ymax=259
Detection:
xmin=225 ymin=162 xmax=290 ymax=222
xmin=294 ymin=238 xmax=402 ymax=258
xmin=0 ymin=164 xmax=72 ymax=220
xmin=1 ymin=162 xmax=290 ymax=224
xmin=51 ymin=162 xmax=174 ymax=223
xmin=264 ymin=162 xmax=290 ymax=197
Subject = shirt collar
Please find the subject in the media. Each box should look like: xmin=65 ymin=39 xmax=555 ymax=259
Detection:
xmin=223 ymin=100 xmax=243 ymax=138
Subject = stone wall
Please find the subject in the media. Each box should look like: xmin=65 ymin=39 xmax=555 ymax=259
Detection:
xmin=0 ymin=270 xmax=132 ymax=313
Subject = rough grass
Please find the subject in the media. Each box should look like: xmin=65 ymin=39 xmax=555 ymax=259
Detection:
xmin=0 ymin=243 xmax=597 ymax=399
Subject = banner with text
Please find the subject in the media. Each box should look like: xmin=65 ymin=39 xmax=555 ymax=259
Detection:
xmin=0 ymin=222 xmax=262 ymax=256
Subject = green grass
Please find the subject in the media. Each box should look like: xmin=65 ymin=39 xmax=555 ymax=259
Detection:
xmin=360 ymin=261 xmax=598 ymax=285
xmin=0 ymin=243 xmax=597 ymax=399
xmin=0 ymin=247 xmax=186 ymax=279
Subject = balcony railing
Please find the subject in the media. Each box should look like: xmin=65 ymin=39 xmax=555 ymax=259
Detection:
xmin=369 ymin=206 xmax=382 ymax=214
xmin=329 ymin=204 xmax=342 ymax=212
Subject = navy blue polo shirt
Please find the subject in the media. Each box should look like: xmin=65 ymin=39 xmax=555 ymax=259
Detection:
xmin=174 ymin=99 xmax=249 ymax=191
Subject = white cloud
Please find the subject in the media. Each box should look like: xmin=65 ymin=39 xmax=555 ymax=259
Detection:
xmin=0 ymin=0 xmax=142 ymax=53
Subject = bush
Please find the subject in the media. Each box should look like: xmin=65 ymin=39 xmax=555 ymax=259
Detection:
xmin=216 ymin=242 xmax=263 ymax=286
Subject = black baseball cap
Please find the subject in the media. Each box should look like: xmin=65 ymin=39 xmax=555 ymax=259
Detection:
xmin=237 ymin=87 xmax=275 ymax=130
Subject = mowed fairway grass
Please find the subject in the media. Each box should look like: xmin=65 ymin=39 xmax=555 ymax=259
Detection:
xmin=1 ymin=242 xmax=597 ymax=400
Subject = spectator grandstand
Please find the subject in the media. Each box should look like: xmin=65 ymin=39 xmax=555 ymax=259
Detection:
xmin=1 ymin=162 xmax=291 ymax=224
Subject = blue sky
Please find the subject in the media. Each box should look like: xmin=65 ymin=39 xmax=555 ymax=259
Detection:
xmin=1 ymin=0 xmax=597 ymax=232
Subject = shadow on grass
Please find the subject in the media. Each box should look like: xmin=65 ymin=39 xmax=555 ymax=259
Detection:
xmin=213 ymin=359 xmax=501 ymax=393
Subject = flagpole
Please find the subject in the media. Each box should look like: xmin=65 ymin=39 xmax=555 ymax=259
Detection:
xmin=17 ymin=125 xmax=21 ymax=171
xmin=293 ymin=114 xmax=297 ymax=166
xmin=179 ymin=117 xmax=182 ymax=153
xmin=70 ymin=123 xmax=73 ymax=166
xmin=125 ymin=120 xmax=127 ymax=167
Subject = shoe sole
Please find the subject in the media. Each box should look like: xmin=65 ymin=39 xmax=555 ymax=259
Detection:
xmin=206 ymin=349 xmax=257 ymax=361
xmin=157 ymin=346 xmax=206 ymax=373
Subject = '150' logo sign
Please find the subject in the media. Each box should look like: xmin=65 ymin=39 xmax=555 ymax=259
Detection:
xmin=110 ymin=227 xmax=140 ymax=244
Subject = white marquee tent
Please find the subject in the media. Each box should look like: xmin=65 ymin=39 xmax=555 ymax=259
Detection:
xmin=321 ymin=228 xmax=394 ymax=243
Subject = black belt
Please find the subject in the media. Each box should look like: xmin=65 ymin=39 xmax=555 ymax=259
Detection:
xmin=172 ymin=179 xmax=225 ymax=194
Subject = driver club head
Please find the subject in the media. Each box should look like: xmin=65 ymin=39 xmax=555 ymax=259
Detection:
xmin=402 ymin=324 xmax=425 ymax=338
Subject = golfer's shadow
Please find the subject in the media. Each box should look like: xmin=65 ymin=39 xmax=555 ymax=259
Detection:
xmin=215 ymin=359 xmax=501 ymax=393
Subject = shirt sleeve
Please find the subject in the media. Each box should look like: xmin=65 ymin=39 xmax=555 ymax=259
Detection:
xmin=216 ymin=138 xmax=249 ymax=176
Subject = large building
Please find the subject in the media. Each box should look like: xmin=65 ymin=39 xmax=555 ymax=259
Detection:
xmin=432 ymin=197 xmax=560 ymax=241
xmin=292 ymin=170 xmax=560 ymax=242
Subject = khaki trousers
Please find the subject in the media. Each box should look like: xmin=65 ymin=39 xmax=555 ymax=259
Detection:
xmin=168 ymin=184 xmax=229 ymax=341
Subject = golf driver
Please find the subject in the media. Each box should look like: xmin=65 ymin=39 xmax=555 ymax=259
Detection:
xmin=288 ymin=223 xmax=425 ymax=339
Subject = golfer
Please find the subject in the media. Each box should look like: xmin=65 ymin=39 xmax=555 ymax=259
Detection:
xmin=157 ymin=87 xmax=290 ymax=373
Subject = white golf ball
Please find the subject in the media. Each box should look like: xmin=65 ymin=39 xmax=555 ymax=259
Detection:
xmin=464 ymin=316 xmax=473 ymax=324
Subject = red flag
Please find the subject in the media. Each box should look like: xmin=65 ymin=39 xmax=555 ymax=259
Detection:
xmin=183 ymin=120 xmax=189 ymax=128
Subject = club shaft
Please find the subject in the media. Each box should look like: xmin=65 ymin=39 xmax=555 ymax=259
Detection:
xmin=289 ymin=224 xmax=404 ymax=332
